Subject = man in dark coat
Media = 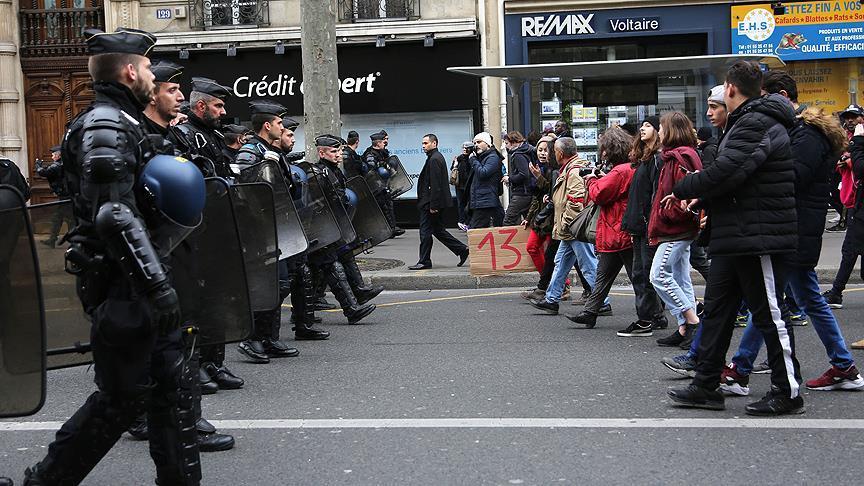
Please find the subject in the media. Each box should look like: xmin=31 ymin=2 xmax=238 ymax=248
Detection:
xmin=468 ymin=132 xmax=504 ymax=228
xmin=666 ymin=61 xmax=804 ymax=416
xmin=408 ymin=134 xmax=469 ymax=270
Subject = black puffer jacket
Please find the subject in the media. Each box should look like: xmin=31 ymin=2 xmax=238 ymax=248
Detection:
xmin=674 ymin=94 xmax=797 ymax=257
xmin=788 ymin=107 xmax=847 ymax=267
xmin=621 ymin=152 xmax=662 ymax=236
xmin=507 ymin=142 xmax=536 ymax=196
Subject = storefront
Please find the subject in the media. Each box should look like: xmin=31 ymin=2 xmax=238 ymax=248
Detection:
xmin=732 ymin=2 xmax=864 ymax=113
xmin=503 ymin=4 xmax=731 ymax=159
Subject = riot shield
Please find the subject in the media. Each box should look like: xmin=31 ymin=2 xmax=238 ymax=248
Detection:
xmin=0 ymin=186 xmax=46 ymax=417
xmin=293 ymin=163 xmax=343 ymax=253
xmin=176 ymin=178 xmax=253 ymax=345
xmin=387 ymin=155 xmax=414 ymax=198
xmin=363 ymin=168 xmax=387 ymax=195
xmin=237 ymin=160 xmax=309 ymax=259
xmin=228 ymin=183 xmax=280 ymax=312
xmin=27 ymin=200 xmax=92 ymax=370
xmin=345 ymin=176 xmax=392 ymax=251
xmin=298 ymin=162 xmax=356 ymax=246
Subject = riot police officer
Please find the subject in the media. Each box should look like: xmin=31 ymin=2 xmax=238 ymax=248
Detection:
xmin=342 ymin=130 xmax=365 ymax=178
xmin=24 ymin=27 xmax=203 ymax=485
xmin=34 ymin=145 xmax=75 ymax=247
xmin=363 ymin=131 xmax=404 ymax=237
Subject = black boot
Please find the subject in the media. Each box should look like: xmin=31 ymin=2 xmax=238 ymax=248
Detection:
xmin=0 ymin=477 xmax=13 ymax=486
xmin=342 ymin=256 xmax=384 ymax=304
xmin=292 ymin=263 xmax=330 ymax=340
xmin=264 ymin=302 xmax=300 ymax=356
xmin=198 ymin=431 xmax=235 ymax=452
xmin=202 ymin=362 xmax=245 ymax=389
xmin=237 ymin=340 xmax=270 ymax=364
xmin=127 ymin=414 xmax=149 ymax=440
xmin=325 ymin=261 xmax=376 ymax=324
xmin=198 ymin=367 xmax=218 ymax=395
xmin=312 ymin=268 xmax=337 ymax=310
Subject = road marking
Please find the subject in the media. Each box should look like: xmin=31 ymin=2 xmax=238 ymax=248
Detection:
xmin=3 ymin=418 xmax=864 ymax=431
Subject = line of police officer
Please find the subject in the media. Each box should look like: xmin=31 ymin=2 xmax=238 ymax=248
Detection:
xmin=2 ymin=25 xmax=402 ymax=486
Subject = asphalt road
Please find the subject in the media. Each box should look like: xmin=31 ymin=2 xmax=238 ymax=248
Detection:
xmin=3 ymin=285 xmax=864 ymax=485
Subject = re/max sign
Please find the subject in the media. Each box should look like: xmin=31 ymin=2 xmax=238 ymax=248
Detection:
xmin=521 ymin=14 xmax=596 ymax=37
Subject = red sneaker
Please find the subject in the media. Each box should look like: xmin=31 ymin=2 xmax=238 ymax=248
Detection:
xmin=719 ymin=363 xmax=750 ymax=396
xmin=805 ymin=365 xmax=864 ymax=391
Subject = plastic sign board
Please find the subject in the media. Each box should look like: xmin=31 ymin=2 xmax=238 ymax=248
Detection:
xmin=467 ymin=226 xmax=537 ymax=276
xmin=732 ymin=2 xmax=864 ymax=61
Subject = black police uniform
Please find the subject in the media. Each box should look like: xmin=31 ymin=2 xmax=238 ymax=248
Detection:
xmin=173 ymin=77 xmax=235 ymax=179
xmin=307 ymin=135 xmax=377 ymax=324
xmin=34 ymin=148 xmax=75 ymax=247
xmin=362 ymin=133 xmax=399 ymax=233
xmin=25 ymin=28 xmax=200 ymax=486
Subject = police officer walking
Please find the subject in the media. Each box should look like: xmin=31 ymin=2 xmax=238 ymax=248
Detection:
xmin=24 ymin=27 xmax=204 ymax=485
xmin=35 ymin=145 xmax=74 ymax=247
xmin=363 ymin=131 xmax=404 ymax=237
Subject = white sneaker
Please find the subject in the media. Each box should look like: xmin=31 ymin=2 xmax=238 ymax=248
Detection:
xmin=828 ymin=215 xmax=840 ymax=223
xmin=457 ymin=223 xmax=468 ymax=232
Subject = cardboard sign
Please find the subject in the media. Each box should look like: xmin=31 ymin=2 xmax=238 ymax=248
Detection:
xmin=467 ymin=226 xmax=538 ymax=276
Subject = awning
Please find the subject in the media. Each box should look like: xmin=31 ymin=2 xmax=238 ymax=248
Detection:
xmin=447 ymin=54 xmax=785 ymax=83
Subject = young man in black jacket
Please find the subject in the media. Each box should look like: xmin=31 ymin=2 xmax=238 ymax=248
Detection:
xmin=666 ymin=61 xmax=804 ymax=415
xmin=409 ymin=134 xmax=469 ymax=270
xmin=502 ymin=131 xmax=535 ymax=225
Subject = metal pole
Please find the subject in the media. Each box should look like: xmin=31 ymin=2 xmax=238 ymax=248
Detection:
xmin=300 ymin=0 xmax=341 ymax=156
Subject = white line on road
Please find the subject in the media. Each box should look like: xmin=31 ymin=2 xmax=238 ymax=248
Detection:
xmin=3 ymin=417 xmax=864 ymax=431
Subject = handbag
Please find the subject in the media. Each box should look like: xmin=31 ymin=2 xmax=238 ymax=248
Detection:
xmin=569 ymin=201 xmax=601 ymax=244
xmin=449 ymin=162 xmax=459 ymax=186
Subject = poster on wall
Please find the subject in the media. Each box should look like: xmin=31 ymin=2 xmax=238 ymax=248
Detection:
xmin=542 ymin=120 xmax=560 ymax=132
xmin=571 ymin=105 xmax=598 ymax=123
xmin=608 ymin=116 xmax=628 ymax=128
xmin=541 ymin=100 xmax=561 ymax=115
xmin=787 ymin=59 xmax=864 ymax=113
xmin=732 ymin=3 xmax=864 ymax=61
xmin=572 ymin=128 xmax=598 ymax=147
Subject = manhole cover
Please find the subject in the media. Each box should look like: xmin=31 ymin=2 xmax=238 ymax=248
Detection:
xmin=356 ymin=258 xmax=404 ymax=271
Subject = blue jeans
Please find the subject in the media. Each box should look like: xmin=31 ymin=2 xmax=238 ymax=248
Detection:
xmin=731 ymin=267 xmax=855 ymax=374
xmin=650 ymin=241 xmax=696 ymax=327
xmin=545 ymin=240 xmax=602 ymax=304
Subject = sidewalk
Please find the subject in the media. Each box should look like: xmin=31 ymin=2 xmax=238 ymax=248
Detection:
xmin=360 ymin=228 xmax=860 ymax=290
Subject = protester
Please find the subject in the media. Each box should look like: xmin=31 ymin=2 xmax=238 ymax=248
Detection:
xmin=502 ymin=131 xmax=536 ymax=225
xmin=468 ymin=132 xmax=504 ymax=229
xmin=568 ymin=128 xmax=636 ymax=329
xmin=648 ymin=112 xmax=703 ymax=341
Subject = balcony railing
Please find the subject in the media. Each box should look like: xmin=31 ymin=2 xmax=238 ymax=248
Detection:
xmin=19 ymin=7 xmax=104 ymax=58
xmin=189 ymin=0 xmax=269 ymax=30
xmin=338 ymin=0 xmax=420 ymax=23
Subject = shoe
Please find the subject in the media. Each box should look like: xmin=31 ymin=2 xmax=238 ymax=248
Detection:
xmin=237 ymin=340 xmax=270 ymax=364
xmin=521 ymin=288 xmax=544 ymax=300
xmin=788 ymin=313 xmax=809 ymax=326
xmin=566 ymin=311 xmax=597 ymax=329
xmin=346 ymin=303 xmax=376 ymax=324
xmin=528 ymin=298 xmax=559 ymax=315
xmin=294 ymin=325 xmax=331 ymax=340
xmin=752 ymin=359 xmax=771 ymax=374
xmin=652 ymin=315 xmax=669 ymax=330
xmin=822 ymin=290 xmax=843 ymax=309
xmin=356 ymin=285 xmax=385 ymax=305
xmin=560 ymin=285 xmax=571 ymax=301
xmin=392 ymin=227 xmax=406 ymax=237
xmin=127 ymin=416 xmax=149 ymax=440
xmin=734 ymin=313 xmax=749 ymax=328
xmin=457 ymin=250 xmax=469 ymax=267
xmin=745 ymin=386 xmax=805 ymax=416
xmin=408 ymin=263 xmax=431 ymax=270
xmin=198 ymin=367 xmax=219 ymax=395
xmin=805 ymin=365 xmax=864 ymax=390
xmin=198 ymin=432 xmax=235 ymax=452
xmin=262 ymin=339 xmax=299 ymax=358
xmin=196 ymin=418 xmax=216 ymax=435
xmin=678 ymin=323 xmax=698 ymax=350
xmin=851 ymin=338 xmax=864 ymax=350
xmin=826 ymin=223 xmax=846 ymax=232
xmin=458 ymin=222 xmax=468 ymax=232
xmin=313 ymin=297 xmax=337 ymax=311
xmin=596 ymin=303 xmax=612 ymax=316
xmin=617 ymin=320 xmax=653 ymax=337
xmin=656 ymin=328 xmax=685 ymax=347
xmin=719 ymin=364 xmax=751 ymax=396
xmin=204 ymin=364 xmax=245 ymax=389
xmin=0 ymin=477 xmax=13 ymax=486
xmin=660 ymin=354 xmax=696 ymax=377
xmin=667 ymin=384 xmax=725 ymax=410
xmin=829 ymin=214 xmax=841 ymax=223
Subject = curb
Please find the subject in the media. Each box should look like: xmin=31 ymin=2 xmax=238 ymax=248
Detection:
xmin=368 ymin=268 xmax=860 ymax=291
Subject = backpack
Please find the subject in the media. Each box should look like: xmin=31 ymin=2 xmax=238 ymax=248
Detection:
xmin=0 ymin=157 xmax=30 ymax=201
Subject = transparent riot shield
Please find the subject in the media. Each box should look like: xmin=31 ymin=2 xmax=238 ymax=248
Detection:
xmin=387 ymin=155 xmax=414 ymax=198
xmin=363 ymin=168 xmax=387 ymax=195
xmin=175 ymin=178 xmax=253 ymax=345
xmin=237 ymin=160 xmax=309 ymax=258
xmin=0 ymin=186 xmax=46 ymax=417
xmin=345 ymin=176 xmax=392 ymax=252
xmin=27 ymin=200 xmax=92 ymax=370
xmin=298 ymin=162 xmax=356 ymax=246
xmin=293 ymin=163 xmax=344 ymax=253
xmin=228 ymin=183 xmax=280 ymax=312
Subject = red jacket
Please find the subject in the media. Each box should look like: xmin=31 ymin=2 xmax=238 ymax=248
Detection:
xmin=587 ymin=162 xmax=635 ymax=252
xmin=648 ymin=146 xmax=703 ymax=245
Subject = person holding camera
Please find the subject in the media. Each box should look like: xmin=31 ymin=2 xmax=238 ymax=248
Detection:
xmin=35 ymin=144 xmax=74 ymax=247
xmin=451 ymin=141 xmax=473 ymax=230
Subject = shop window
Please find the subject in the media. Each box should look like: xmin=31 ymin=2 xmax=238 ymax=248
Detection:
xmin=338 ymin=0 xmax=420 ymax=23
xmin=189 ymin=0 xmax=269 ymax=30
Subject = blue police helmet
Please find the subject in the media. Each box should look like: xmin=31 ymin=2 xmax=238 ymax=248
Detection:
xmin=289 ymin=164 xmax=308 ymax=183
xmin=138 ymin=154 xmax=206 ymax=254
xmin=345 ymin=188 xmax=358 ymax=207
xmin=377 ymin=166 xmax=391 ymax=179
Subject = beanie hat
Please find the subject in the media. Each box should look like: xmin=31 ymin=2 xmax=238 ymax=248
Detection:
xmin=473 ymin=132 xmax=493 ymax=146
xmin=641 ymin=116 xmax=660 ymax=132
xmin=708 ymin=85 xmax=726 ymax=105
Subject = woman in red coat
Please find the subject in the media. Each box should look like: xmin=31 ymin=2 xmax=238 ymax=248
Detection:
xmin=568 ymin=127 xmax=638 ymax=328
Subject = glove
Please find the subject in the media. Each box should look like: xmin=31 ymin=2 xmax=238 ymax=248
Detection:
xmin=147 ymin=283 xmax=181 ymax=335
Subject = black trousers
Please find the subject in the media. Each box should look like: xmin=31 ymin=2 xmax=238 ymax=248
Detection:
xmin=689 ymin=241 xmax=711 ymax=282
xmin=469 ymin=207 xmax=499 ymax=229
xmin=584 ymin=249 xmax=634 ymax=314
xmin=631 ymin=234 xmax=664 ymax=321
xmin=537 ymin=238 xmax=560 ymax=290
xmin=36 ymin=273 xmax=200 ymax=485
xmin=693 ymin=254 xmax=802 ymax=398
xmin=831 ymin=216 xmax=864 ymax=294
xmin=375 ymin=191 xmax=397 ymax=230
xmin=418 ymin=209 xmax=467 ymax=266
xmin=502 ymin=193 xmax=533 ymax=226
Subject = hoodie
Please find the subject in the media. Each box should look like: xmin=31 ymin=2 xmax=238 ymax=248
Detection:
xmin=506 ymin=142 xmax=537 ymax=196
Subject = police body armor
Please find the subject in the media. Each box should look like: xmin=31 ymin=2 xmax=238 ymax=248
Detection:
xmin=174 ymin=115 xmax=234 ymax=179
